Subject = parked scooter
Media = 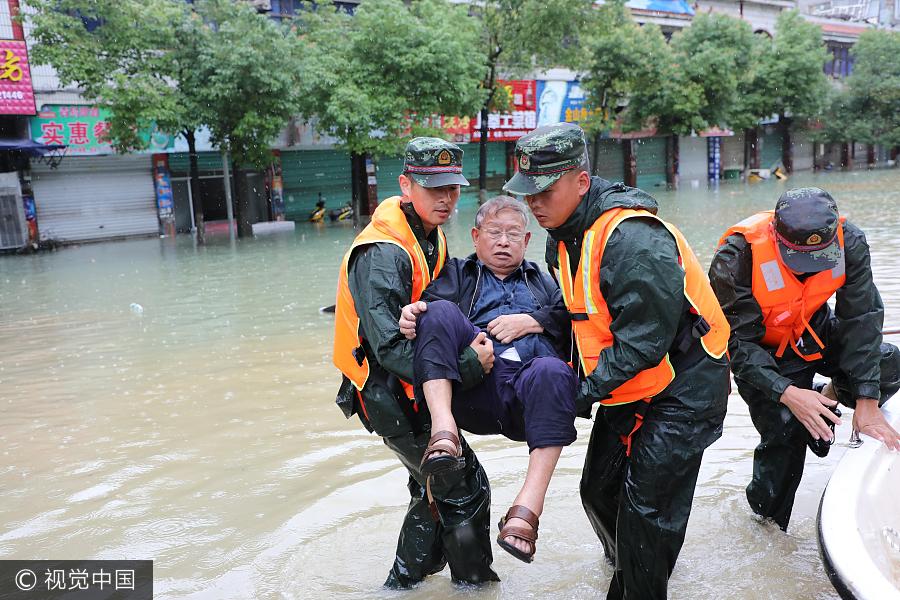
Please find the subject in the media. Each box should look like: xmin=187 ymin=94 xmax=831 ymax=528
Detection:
xmin=329 ymin=204 xmax=353 ymax=222
xmin=308 ymin=199 xmax=327 ymax=223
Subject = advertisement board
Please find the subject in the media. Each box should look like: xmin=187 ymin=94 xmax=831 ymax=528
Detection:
xmin=0 ymin=40 xmax=36 ymax=116
xmin=30 ymin=105 xmax=173 ymax=155
xmin=470 ymin=80 xmax=537 ymax=142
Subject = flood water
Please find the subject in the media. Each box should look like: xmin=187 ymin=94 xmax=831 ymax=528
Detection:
xmin=2 ymin=169 xmax=899 ymax=599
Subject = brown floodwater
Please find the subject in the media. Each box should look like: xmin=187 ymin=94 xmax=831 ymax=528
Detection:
xmin=2 ymin=168 xmax=899 ymax=599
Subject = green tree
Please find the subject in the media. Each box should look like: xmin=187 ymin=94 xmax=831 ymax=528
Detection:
xmin=750 ymin=11 xmax=829 ymax=172
xmin=837 ymin=30 xmax=900 ymax=151
xmin=28 ymin=0 xmax=299 ymax=240
xmin=295 ymin=0 xmax=485 ymax=221
xmin=666 ymin=13 xmax=756 ymax=134
xmin=470 ymin=0 xmax=594 ymax=201
xmin=580 ymin=0 xmax=689 ymax=185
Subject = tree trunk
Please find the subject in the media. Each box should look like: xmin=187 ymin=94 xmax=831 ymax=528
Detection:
xmin=866 ymin=144 xmax=876 ymax=169
xmin=665 ymin=134 xmax=679 ymax=189
xmin=840 ymin=142 xmax=852 ymax=170
xmin=623 ymin=139 xmax=636 ymax=187
xmin=780 ymin=116 xmax=793 ymax=173
xmin=478 ymin=106 xmax=489 ymax=205
xmin=746 ymin=127 xmax=760 ymax=170
xmin=891 ymin=146 xmax=899 ymax=164
xmin=350 ymin=152 xmax=369 ymax=228
xmin=233 ymin=160 xmax=254 ymax=239
xmin=186 ymin=130 xmax=205 ymax=244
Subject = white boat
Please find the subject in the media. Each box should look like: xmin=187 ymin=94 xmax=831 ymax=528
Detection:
xmin=818 ymin=395 xmax=900 ymax=599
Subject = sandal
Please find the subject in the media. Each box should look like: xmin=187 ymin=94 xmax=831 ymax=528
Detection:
xmin=497 ymin=505 xmax=539 ymax=563
xmin=420 ymin=430 xmax=465 ymax=476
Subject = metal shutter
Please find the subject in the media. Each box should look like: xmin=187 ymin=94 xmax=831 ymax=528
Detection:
xmin=593 ymin=139 xmax=624 ymax=183
xmin=280 ymin=150 xmax=352 ymax=221
xmin=31 ymin=155 xmax=157 ymax=243
xmin=760 ymin=127 xmax=784 ymax=169
xmin=635 ymin=136 xmax=667 ymax=189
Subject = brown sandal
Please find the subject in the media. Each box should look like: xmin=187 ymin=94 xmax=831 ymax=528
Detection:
xmin=497 ymin=505 xmax=539 ymax=563
xmin=420 ymin=430 xmax=465 ymax=476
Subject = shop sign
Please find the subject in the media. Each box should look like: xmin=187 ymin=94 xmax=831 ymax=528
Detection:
xmin=536 ymin=80 xmax=600 ymax=127
xmin=0 ymin=40 xmax=36 ymax=115
xmin=30 ymin=105 xmax=173 ymax=156
xmin=471 ymin=80 xmax=537 ymax=142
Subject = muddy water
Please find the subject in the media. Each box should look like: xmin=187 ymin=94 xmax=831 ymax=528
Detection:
xmin=2 ymin=169 xmax=899 ymax=599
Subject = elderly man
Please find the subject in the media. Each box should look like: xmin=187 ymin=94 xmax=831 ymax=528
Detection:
xmin=400 ymin=195 xmax=577 ymax=564
xmin=333 ymin=138 xmax=498 ymax=588
xmin=710 ymin=187 xmax=900 ymax=531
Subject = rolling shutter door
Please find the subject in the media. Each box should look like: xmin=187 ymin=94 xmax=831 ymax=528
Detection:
xmin=594 ymin=139 xmax=624 ymax=183
xmin=280 ymin=150 xmax=352 ymax=221
xmin=31 ymin=155 xmax=157 ymax=243
xmin=760 ymin=127 xmax=784 ymax=169
xmin=635 ymin=136 xmax=666 ymax=189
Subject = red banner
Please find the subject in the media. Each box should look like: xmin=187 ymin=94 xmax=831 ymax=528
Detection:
xmin=470 ymin=80 xmax=538 ymax=142
xmin=0 ymin=40 xmax=36 ymax=116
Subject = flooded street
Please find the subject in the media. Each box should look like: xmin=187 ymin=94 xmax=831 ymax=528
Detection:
xmin=2 ymin=169 xmax=899 ymax=599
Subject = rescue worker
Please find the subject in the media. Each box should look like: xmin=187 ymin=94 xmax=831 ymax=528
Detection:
xmin=709 ymin=187 xmax=900 ymax=531
xmin=332 ymin=138 xmax=499 ymax=588
xmin=503 ymin=122 xmax=732 ymax=599
xmin=398 ymin=196 xmax=577 ymax=564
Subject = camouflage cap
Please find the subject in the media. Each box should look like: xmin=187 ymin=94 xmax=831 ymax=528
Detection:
xmin=503 ymin=122 xmax=588 ymax=195
xmin=774 ymin=187 xmax=843 ymax=273
xmin=403 ymin=137 xmax=469 ymax=188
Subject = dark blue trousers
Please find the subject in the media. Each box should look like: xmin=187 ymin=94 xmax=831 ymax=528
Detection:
xmin=414 ymin=300 xmax=577 ymax=451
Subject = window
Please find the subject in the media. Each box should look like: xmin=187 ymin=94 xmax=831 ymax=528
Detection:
xmin=824 ymin=42 xmax=855 ymax=79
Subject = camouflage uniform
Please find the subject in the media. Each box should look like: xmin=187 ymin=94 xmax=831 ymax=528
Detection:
xmin=505 ymin=124 xmax=730 ymax=600
xmin=335 ymin=138 xmax=498 ymax=587
xmin=710 ymin=187 xmax=900 ymax=530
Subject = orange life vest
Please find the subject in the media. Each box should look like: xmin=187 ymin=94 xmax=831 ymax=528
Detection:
xmin=333 ymin=196 xmax=447 ymax=400
xmin=558 ymin=208 xmax=730 ymax=405
xmin=719 ymin=210 xmax=846 ymax=362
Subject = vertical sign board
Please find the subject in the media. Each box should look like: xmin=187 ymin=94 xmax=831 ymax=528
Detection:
xmin=152 ymin=154 xmax=175 ymax=236
xmin=708 ymin=137 xmax=722 ymax=183
xmin=0 ymin=40 xmax=36 ymax=115
xmin=267 ymin=150 xmax=285 ymax=221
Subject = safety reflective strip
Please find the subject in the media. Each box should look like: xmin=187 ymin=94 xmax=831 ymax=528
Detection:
xmin=759 ymin=259 xmax=785 ymax=292
xmin=582 ymin=231 xmax=599 ymax=314
xmin=559 ymin=245 xmax=574 ymax=305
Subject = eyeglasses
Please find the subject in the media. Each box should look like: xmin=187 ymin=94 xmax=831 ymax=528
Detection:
xmin=480 ymin=228 xmax=526 ymax=243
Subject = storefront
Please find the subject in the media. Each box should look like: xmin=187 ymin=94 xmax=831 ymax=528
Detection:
xmin=634 ymin=136 xmax=667 ymax=189
xmin=29 ymin=104 xmax=170 ymax=243
xmin=30 ymin=153 xmax=157 ymax=243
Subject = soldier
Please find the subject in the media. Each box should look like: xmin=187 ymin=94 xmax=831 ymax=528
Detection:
xmin=504 ymin=122 xmax=732 ymax=599
xmin=332 ymin=138 xmax=499 ymax=587
xmin=709 ymin=187 xmax=900 ymax=531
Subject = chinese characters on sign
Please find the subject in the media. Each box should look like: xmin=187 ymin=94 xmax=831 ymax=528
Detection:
xmin=30 ymin=105 xmax=173 ymax=155
xmin=0 ymin=40 xmax=36 ymax=115
xmin=470 ymin=80 xmax=538 ymax=143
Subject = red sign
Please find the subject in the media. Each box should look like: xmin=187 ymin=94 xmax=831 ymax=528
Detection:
xmin=471 ymin=80 xmax=537 ymax=142
xmin=0 ymin=40 xmax=36 ymax=116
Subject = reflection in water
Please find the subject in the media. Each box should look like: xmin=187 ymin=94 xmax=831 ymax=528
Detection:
xmin=2 ymin=170 xmax=898 ymax=599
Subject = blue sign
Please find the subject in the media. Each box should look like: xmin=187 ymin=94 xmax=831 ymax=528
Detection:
xmin=153 ymin=158 xmax=174 ymax=219
xmin=536 ymin=80 xmax=591 ymax=128
xmin=707 ymin=137 xmax=722 ymax=182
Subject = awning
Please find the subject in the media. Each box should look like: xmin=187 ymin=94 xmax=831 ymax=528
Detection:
xmin=0 ymin=138 xmax=66 ymax=157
